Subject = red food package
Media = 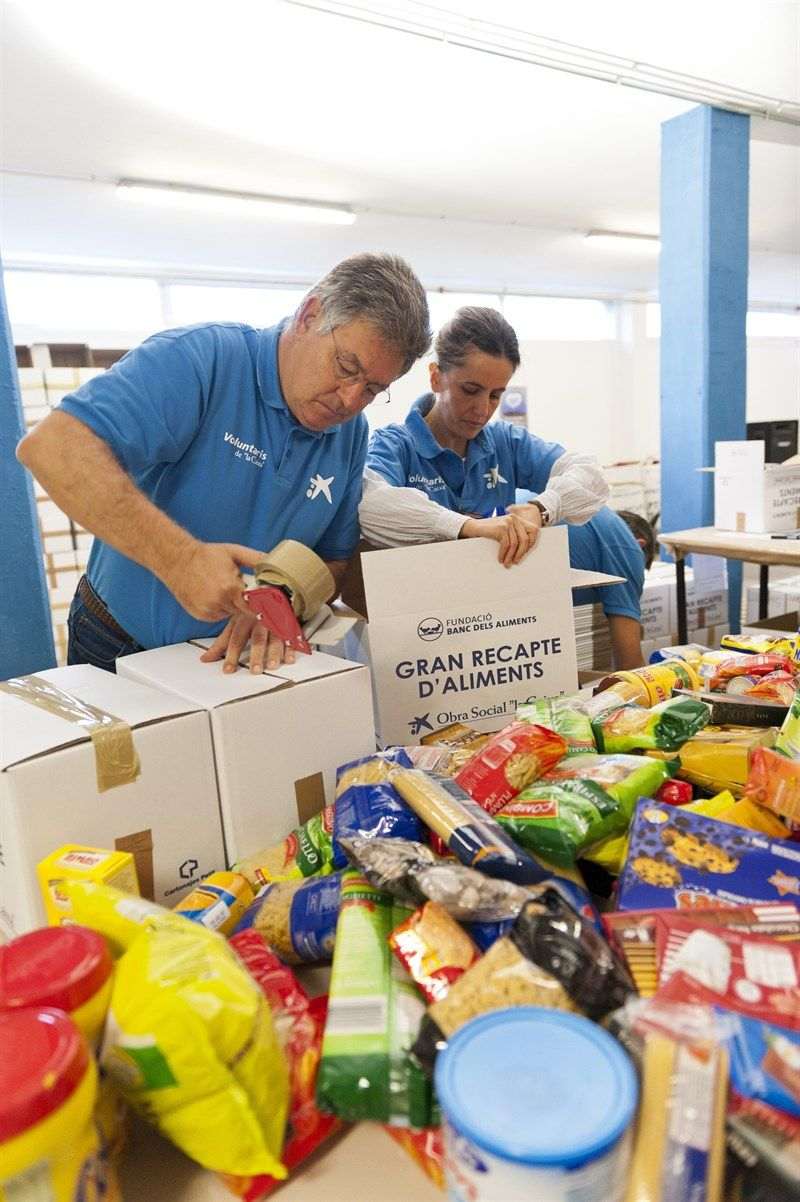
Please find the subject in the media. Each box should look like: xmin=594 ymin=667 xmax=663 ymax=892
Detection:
xmin=711 ymin=654 xmax=796 ymax=689
xmin=745 ymin=747 xmax=800 ymax=827
xmin=654 ymin=919 xmax=800 ymax=1030
xmin=384 ymin=1125 xmax=445 ymax=1190
xmin=389 ymin=901 xmax=479 ymax=1003
xmin=223 ymin=931 xmax=341 ymax=1200
xmin=454 ymin=722 xmax=567 ymax=815
xmin=746 ymin=672 xmax=798 ymax=706
xmin=656 ymin=779 xmax=694 ymax=806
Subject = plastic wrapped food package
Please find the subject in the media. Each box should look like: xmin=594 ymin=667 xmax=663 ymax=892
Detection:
xmin=332 ymin=749 xmax=422 ymax=867
xmin=516 ymin=695 xmax=596 ymax=757
xmin=453 ymin=721 xmax=567 ymax=815
xmin=233 ymin=808 xmax=335 ymax=888
xmin=591 ymin=696 xmax=711 ymax=754
xmin=232 ymin=874 xmax=342 ymax=965
xmin=646 ymin=725 xmax=778 ymax=798
xmin=389 ymin=901 xmax=479 ymax=1003
xmin=777 ymin=688 xmax=800 ymax=759
xmin=744 ymin=747 xmax=800 ymax=827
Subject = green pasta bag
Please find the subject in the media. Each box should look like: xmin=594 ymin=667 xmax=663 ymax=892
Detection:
xmin=517 ymin=697 xmax=595 ymax=758
xmin=496 ymin=755 xmax=673 ymax=867
xmin=591 ymin=697 xmax=710 ymax=754
xmin=316 ymin=870 xmax=431 ymax=1126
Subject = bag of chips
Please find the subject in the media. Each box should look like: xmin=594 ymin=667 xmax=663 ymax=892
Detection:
xmin=233 ymin=807 xmax=335 ymax=888
xmin=389 ymin=901 xmax=479 ymax=1003
xmin=516 ymin=697 xmax=595 ymax=757
xmin=453 ymin=722 xmax=567 ymax=815
xmin=744 ymin=747 xmax=800 ymax=827
xmin=711 ymin=654 xmax=797 ymax=691
xmin=746 ymin=672 xmax=799 ymax=707
xmin=232 ymin=873 xmax=342 ymax=965
xmin=412 ymin=889 xmax=634 ymax=1075
xmin=592 ymin=696 xmax=711 ymax=754
xmin=332 ymin=749 xmax=423 ymax=868
xmin=496 ymin=755 xmax=673 ymax=868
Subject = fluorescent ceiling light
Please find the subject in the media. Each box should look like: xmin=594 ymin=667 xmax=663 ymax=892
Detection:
xmin=586 ymin=229 xmax=660 ymax=250
xmin=116 ymin=179 xmax=356 ymax=225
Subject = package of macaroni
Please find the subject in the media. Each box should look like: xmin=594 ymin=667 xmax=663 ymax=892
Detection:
xmin=232 ymin=872 xmax=342 ymax=965
xmin=389 ymin=901 xmax=480 ymax=1003
xmin=516 ymin=695 xmax=596 ymax=757
xmin=332 ymin=748 xmax=423 ymax=868
xmin=744 ymin=747 xmax=800 ymax=827
xmin=411 ymin=888 xmax=634 ymax=1075
xmin=316 ymin=870 xmax=431 ymax=1125
xmin=495 ymin=753 xmax=672 ymax=868
xmin=614 ymin=999 xmax=728 ymax=1202
xmin=233 ymin=806 xmax=335 ymax=887
xmin=223 ymin=931 xmax=340 ymax=1199
xmin=591 ymin=695 xmax=711 ymax=754
xmin=776 ymin=688 xmax=800 ymax=759
xmin=617 ymin=798 xmax=800 ymax=912
xmin=453 ymin=721 xmax=567 ymax=814
xmin=390 ymin=767 xmax=550 ymax=886
xmin=100 ymin=918 xmax=289 ymax=1178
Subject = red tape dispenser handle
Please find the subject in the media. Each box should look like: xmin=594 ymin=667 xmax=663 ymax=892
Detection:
xmin=243 ymin=586 xmax=312 ymax=655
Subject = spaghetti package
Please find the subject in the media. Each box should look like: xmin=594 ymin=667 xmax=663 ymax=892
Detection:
xmin=389 ymin=902 xmax=479 ymax=1003
xmin=316 ymin=871 xmax=431 ymax=1125
xmin=222 ymin=932 xmax=340 ymax=1200
xmin=233 ymin=808 xmax=335 ymax=888
xmin=412 ymin=889 xmax=634 ymax=1074
xmin=648 ymin=726 xmax=778 ymax=798
xmin=516 ymin=696 xmax=595 ymax=757
xmin=744 ymin=747 xmax=800 ymax=827
xmin=232 ymin=873 xmax=342 ymax=965
xmin=332 ymin=749 xmax=423 ymax=867
xmin=390 ymin=768 xmax=550 ymax=886
xmin=453 ymin=722 xmax=567 ymax=815
xmin=101 ymin=921 xmax=289 ymax=1178
xmin=618 ymin=1000 xmax=728 ymax=1202
xmin=592 ymin=696 xmax=710 ymax=754
xmin=497 ymin=754 xmax=672 ymax=868
xmin=777 ymin=689 xmax=800 ymax=760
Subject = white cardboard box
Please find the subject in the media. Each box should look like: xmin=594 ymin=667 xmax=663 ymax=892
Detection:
xmin=640 ymin=578 xmax=673 ymax=639
xmin=118 ymin=644 xmax=375 ymax=864
xmin=745 ymin=576 xmax=800 ymax=622
xmin=713 ymin=440 xmax=800 ymax=534
xmin=0 ymin=665 xmax=226 ymax=939
xmin=361 ymin=530 xmax=623 ymax=745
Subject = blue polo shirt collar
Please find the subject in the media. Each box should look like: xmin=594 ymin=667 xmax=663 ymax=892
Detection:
xmin=406 ymin=394 xmax=494 ymax=464
xmin=257 ymin=319 xmax=340 ymax=437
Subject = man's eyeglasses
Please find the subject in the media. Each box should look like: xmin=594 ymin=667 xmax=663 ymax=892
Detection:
xmin=330 ymin=328 xmax=391 ymax=404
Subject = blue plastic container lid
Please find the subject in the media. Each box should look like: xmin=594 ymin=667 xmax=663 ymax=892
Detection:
xmin=435 ymin=1007 xmax=638 ymax=1169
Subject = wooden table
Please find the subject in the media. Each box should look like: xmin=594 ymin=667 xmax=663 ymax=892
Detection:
xmin=658 ymin=526 xmax=800 ymax=643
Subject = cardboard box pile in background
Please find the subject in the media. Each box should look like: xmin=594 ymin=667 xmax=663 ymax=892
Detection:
xmin=713 ymin=440 xmax=800 ymax=534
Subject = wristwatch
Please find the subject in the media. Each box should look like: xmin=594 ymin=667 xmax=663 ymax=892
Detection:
xmin=533 ymin=500 xmax=551 ymax=526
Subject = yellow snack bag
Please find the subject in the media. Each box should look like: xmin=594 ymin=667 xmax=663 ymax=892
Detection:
xmin=716 ymin=795 xmax=791 ymax=838
xmin=101 ymin=922 xmax=288 ymax=1178
xmin=646 ymin=726 xmax=777 ymax=797
xmin=61 ymin=879 xmax=185 ymax=956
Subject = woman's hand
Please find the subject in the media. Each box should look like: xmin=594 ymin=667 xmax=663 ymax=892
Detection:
xmin=459 ymin=509 xmax=542 ymax=567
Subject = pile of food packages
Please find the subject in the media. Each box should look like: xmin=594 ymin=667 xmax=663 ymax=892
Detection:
xmin=2 ymin=628 xmax=800 ymax=1202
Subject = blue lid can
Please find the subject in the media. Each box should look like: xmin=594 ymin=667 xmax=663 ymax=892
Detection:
xmin=435 ymin=1007 xmax=638 ymax=1202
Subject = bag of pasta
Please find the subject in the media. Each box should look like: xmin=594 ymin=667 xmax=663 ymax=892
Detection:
xmin=592 ymin=696 xmax=710 ymax=754
xmin=233 ymin=806 xmax=335 ymax=888
xmin=332 ymin=749 xmax=423 ymax=867
xmin=232 ymin=873 xmax=342 ymax=965
xmin=516 ymin=697 xmax=595 ymax=757
xmin=454 ymin=722 xmax=567 ymax=815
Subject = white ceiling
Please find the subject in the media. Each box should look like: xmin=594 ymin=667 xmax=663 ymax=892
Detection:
xmin=2 ymin=0 xmax=799 ymax=300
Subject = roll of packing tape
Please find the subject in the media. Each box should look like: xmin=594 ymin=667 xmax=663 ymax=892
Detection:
xmin=254 ymin=540 xmax=333 ymax=620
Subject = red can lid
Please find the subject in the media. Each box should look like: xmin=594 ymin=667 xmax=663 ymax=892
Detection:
xmin=0 ymin=1008 xmax=90 ymax=1140
xmin=0 ymin=926 xmax=112 ymax=1015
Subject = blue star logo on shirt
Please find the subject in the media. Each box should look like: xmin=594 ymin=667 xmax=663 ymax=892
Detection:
xmin=484 ymin=465 xmax=508 ymax=490
xmin=306 ymin=473 xmax=335 ymax=503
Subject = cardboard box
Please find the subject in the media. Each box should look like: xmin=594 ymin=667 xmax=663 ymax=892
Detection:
xmin=713 ymin=440 xmax=800 ymax=533
xmin=0 ymin=665 xmax=226 ymax=938
xmin=118 ymin=644 xmax=375 ymax=864
xmin=745 ymin=576 xmax=800 ymax=623
xmin=640 ymin=578 xmax=673 ymax=639
xmin=360 ymin=530 xmax=623 ymax=745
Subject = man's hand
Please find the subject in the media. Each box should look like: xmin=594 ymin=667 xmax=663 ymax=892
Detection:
xmin=199 ymin=611 xmax=297 ymax=675
xmin=160 ymin=541 xmax=266 ymax=622
xmin=459 ymin=509 xmax=542 ymax=567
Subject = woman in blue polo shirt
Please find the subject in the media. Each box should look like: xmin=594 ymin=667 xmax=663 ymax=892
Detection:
xmin=360 ymin=305 xmax=609 ymax=567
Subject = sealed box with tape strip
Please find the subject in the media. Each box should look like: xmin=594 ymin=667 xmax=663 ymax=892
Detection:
xmin=0 ymin=664 xmax=226 ymax=938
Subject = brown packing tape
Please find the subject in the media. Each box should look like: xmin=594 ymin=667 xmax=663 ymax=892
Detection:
xmin=294 ymin=772 xmax=325 ymax=825
xmin=736 ymin=512 xmax=746 ymax=532
xmin=0 ymin=674 xmax=140 ymax=793
xmin=254 ymin=540 xmax=333 ymax=620
xmin=115 ymin=829 xmax=155 ymax=900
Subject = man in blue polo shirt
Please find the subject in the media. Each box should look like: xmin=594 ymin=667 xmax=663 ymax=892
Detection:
xmin=17 ymin=253 xmax=430 ymax=673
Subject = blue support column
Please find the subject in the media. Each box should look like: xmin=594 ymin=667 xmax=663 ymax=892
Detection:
xmin=0 ymin=255 xmax=56 ymax=678
xmin=660 ymin=105 xmax=749 ymax=633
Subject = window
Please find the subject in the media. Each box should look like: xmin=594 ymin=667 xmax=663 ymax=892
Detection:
xmin=426 ymin=291 xmax=502 ymax=333
xmin=166 ymin=284 xmax=305 ymax=328
xmin=647 ymin=303 xmax=800 ymax=339
xmin=502 ymin=295 xmax=614 ymax=340
xmin=645 ymin=303 xmax=661 ymax=338
xmin=4 ymin=271 xmax=162 ymax=338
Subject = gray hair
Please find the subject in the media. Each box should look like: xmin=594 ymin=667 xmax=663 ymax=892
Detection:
xmin=435 ymin=306 xmax=521 ymax=372
xmin=304 ymin=252 xmax=431 ymax=375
